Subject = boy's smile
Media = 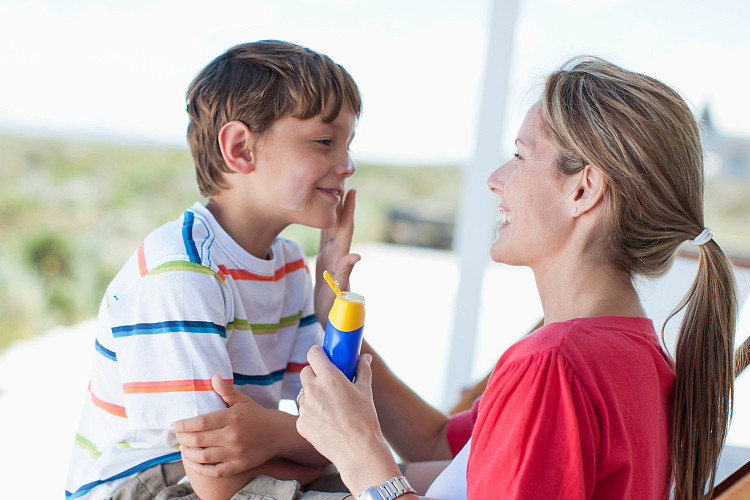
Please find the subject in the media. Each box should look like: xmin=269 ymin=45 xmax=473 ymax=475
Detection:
xmin=252 ymin=103 xmax=357 ymax=230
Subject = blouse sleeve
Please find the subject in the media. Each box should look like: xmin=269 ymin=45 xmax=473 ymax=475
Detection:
xmin=467 ymin=351 xmax=601 ymax=500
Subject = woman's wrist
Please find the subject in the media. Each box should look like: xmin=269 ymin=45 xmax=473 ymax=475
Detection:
xmin=338 ymin=439 xmax=403 ymax=497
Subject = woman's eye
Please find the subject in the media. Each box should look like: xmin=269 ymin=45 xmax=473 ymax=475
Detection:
xmin=513 ymin=153 xmax=522 ymax=160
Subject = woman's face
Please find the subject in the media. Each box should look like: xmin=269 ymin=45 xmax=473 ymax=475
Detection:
xmin=487 ymin=103 xmax=578 ymax=268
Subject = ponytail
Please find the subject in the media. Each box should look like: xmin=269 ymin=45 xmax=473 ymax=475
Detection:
xmin=670 ymin=241 xmax=737 ymax=500
xmin=539 ymin=56 xmax=740 ymax=500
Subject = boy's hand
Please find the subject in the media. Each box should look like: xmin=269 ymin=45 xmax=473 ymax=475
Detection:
xmin=315 ymin=189 xmax=361 ymax=326
xmin=171 ymin=375 xmax=281 ymax=477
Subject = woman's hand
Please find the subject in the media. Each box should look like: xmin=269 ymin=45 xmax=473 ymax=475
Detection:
xmin=296 ymin=346 xmax=402 ymax=496
xmin=171 ymin=375 xmax=325 ymax=477
xmin=315 ymin=189 xmax=360 ymax=326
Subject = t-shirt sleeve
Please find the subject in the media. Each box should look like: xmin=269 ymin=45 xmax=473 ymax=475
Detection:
xmin=446 ymin=396 xmax=482 ymax=456
xmin=279 ymin=258 xmax=324 ymax=400
xmin=107 ymin=264 xmax=233 ymax=429
xmin=467 ymin=351 xmax=600 ymax=500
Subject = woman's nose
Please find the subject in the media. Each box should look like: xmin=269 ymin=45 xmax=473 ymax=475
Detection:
xmin=487 ymin=159 xmax=511 ymax=193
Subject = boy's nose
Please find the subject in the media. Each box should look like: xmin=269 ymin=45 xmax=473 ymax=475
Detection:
xmin=336 ymin=156 xmax=356 ymax=177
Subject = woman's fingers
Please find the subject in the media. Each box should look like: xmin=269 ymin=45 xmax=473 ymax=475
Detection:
xmin=354 ymin=353 xmax=373 ymax=388
xmin=306 ymin=345 xmax=340 ymax=377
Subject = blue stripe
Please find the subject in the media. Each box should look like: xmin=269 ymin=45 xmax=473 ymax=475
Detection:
xmin=94 ymin=339 xmax=117 ymax=361
xmin=299 ymin=314 xmax=317 ymax=328
xmin=195 ymin=214 xmax=213 ymax=268
xmin=233 ymin=368 xmax=286 ymax=386
xmin=66 ymin=452 xmax=181 ymax=499
xmin=112 ymin=320 xmax=226 ymax=338
xmin=182 ymin=211 xmax=200 ymax=263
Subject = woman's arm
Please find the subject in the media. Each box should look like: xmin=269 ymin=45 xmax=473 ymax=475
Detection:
xmin=361 ymin=339 xmax=453 ymax=462
xmin=296 ymin=346 xmax=418 ymax=499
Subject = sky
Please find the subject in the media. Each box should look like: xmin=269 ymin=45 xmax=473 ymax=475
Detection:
xmin=0 ymin=0 xmax=749 ymax=165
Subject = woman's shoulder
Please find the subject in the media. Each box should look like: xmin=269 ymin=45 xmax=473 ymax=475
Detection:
xmin=508 ymin=315 xmax=656 ymax=352
xmin=491 ymin=316 xmax=673 ymax=401
xmin=496 ymin=316 xmax=668 ymax=376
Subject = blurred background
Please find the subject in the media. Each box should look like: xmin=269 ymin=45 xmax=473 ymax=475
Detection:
xmin=1 ymin=0 xmax=749 ymax=351
xmin=1 ymin=0 xmax=750 ymax=495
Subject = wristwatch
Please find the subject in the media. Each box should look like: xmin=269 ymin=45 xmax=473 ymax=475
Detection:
xmin=358 ymin=476 xmax=417 ymax=500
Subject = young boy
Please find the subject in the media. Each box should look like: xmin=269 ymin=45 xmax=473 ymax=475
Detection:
xmin=66 ymin=40 xmax=362 ymax=500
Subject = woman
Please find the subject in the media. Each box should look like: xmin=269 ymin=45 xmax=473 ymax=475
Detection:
xmin=176 ymin=57 xmax=737 ymax=500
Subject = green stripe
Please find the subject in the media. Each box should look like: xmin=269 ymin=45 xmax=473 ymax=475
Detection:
xmin=75 ymin=434 xmax=102 ymax=458
xmin=231 ymin=312 xmax=302 ymax=335
xmin=148 ymin=261 xmax=227 ymax=287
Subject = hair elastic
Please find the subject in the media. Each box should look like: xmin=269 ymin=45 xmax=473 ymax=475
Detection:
xmin=689 ymin=227 xmax=713 ymax=246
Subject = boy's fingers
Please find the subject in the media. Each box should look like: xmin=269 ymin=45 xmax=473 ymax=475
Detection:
xmin=337 ymin=189 xmax=356 ymax=245
xmin=337 ymin=254 xmax=361 ymax=273
xmin=180 ymin=444 xmax=226 ymax=464
xmin=170 ymin=412 xmax=224 ymax=434
xmin=211 ymin=374 xmax=250 ymax=407
xmin=321 ymin=189 xmax=356 ymax=244
xmin=183 ymin=459 xmax=231 ymax=479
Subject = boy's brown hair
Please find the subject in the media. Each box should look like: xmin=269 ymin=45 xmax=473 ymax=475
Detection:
xmin=186 ymin=40 xmax=362 ymax=197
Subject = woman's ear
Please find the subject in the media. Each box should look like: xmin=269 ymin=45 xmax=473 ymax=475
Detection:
xmin=218 ymin=121 xmax=256 ymax=174
xmin=571 ymin=164 xmax=607 ymax=217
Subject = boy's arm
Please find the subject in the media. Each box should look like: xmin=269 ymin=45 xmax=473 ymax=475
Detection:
xmin=174 ymin=341 xmax=453 ymax=479
xmin=173 ymin=375 xmax=328 ymax=478
xmin=185 ymin=456 xmax=332 ymax=500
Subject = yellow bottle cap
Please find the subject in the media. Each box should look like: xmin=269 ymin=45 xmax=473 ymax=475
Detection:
xmin=328 ymin=292 xmax=365 ymax=332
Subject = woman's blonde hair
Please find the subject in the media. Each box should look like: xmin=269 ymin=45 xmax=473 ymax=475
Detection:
xmin=540 ymin=56 xmax=737 ymax=500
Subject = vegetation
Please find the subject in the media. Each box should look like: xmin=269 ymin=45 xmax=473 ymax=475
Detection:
xmin=0 ymin=134 xmax=461 ymax=350
xmin=1 ymin=133 xmax=748 ymax=351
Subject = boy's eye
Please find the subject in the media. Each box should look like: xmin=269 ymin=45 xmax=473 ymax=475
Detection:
xmin=316 ymin=139 xmax=332 ymax=146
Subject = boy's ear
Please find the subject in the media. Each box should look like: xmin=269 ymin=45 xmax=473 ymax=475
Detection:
xmin=218 ymin=121 xmax=256 ymax=174
xmin=571 ymin=164 xmax=607 ymax=217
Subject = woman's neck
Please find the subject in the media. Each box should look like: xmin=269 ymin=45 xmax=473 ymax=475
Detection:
xmin=533 ymin=252 xmax=646 ymax=326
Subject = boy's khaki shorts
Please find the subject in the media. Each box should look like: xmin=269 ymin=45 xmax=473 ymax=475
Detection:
xmin=108 ymin=461 xmax=351 ymax=500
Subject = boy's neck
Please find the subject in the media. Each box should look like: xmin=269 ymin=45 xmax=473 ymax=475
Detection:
xmin=205 ymin=197 xmax=284 ymax=260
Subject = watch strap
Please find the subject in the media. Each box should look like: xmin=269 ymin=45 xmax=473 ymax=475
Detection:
xmin=358 ymin=475 xmax=416 ymax=500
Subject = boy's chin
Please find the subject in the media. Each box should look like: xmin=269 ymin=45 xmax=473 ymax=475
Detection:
xmin=297 ymin=213 xmax=337 ymax=230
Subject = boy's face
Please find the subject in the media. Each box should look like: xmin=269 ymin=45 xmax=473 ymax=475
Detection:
xmin=251 ymin=104 xmax=357 ymax=229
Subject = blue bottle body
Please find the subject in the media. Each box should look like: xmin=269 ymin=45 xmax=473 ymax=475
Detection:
xmin=323 ymin=322 xmax=365 ymax=381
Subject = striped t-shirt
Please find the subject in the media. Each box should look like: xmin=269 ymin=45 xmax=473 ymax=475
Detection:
xmin=66 ymin=202 xmax=323 ymax=500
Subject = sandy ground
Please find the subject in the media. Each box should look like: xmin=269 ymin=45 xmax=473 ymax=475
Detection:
xmin=2 ymin=243 xmax=749 ymax=498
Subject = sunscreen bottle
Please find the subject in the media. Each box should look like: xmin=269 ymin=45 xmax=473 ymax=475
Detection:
xmin=322 ymin=271 xmax=365 ymax=381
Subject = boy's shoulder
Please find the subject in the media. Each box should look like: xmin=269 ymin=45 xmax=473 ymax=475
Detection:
xmin=104 ymin=204 xmax=220 ymax=298
xmin=108 ymin=203 xmax=309 ymax=297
